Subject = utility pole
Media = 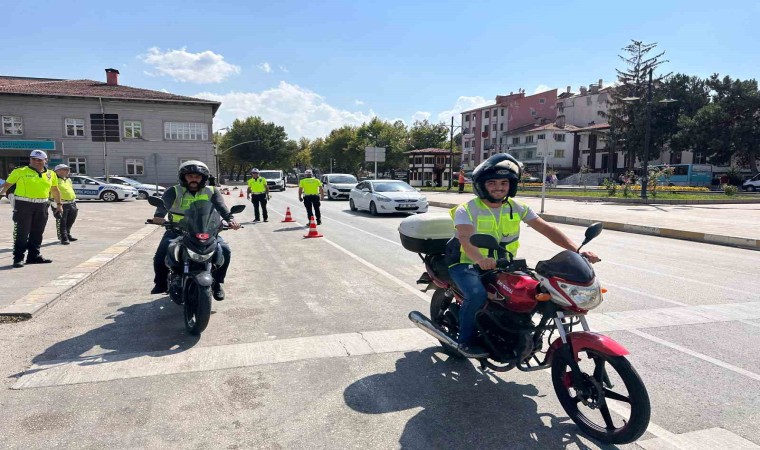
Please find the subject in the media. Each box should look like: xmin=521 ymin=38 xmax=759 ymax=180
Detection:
xmin=448 ymin=117 xmax=454 ymax=190
xmin=642 ymin=68 xmax=653 ymax=200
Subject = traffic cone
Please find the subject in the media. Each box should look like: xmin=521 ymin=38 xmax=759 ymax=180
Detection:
xmin=239 ymin=189 xmax=245 ymax=198
xmin=225 ymin=189 xmax=230 ymax=195
xmin=281 ymin=206 xmax=296 ymax=223
xmin=303 ymin=216 xmax=323 ymax=238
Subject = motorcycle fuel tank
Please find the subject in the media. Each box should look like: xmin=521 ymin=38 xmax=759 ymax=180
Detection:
xmin=487 ymin=273 xmax=539 ymax=313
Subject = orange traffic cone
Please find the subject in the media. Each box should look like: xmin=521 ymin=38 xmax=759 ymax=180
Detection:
xmin=281 ymin=206 xmax=296 ymax=223
xmin=239 ymin=189 xmax=245 ymax=198
xmin=225 ymin=189 xmax=230 ymax=195
xmin=303 ymin=216 xmax=323 ymax=238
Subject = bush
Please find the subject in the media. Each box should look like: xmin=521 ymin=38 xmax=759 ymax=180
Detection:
xmin=723 ymin=184 xmax=738 ymax=196
xmin=602 ymin=179 xmax=618 ymax=196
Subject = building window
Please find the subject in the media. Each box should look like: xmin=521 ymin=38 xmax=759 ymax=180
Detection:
xmin=555 ymin=149 xmax=565 ymax=158
xmin=424 ymin=156 xmax=434 ymax=165
xmin=90 ymin=114 xmax=120 ymax=142
xmin=500 ymin=108 xmax=504 ymax=116
xmin=164 ymin=122 xmax=209 ymax=141
xmin=539 ymin=98 xmax=545 ymax=104
xmin=530 ymin=109 xmax=537 ymax=117
xmin=492 ymin=109 xmax=497 ymax=116
xmin=124 ymin=120 xmax=143 ymax=139
xmin=464 ymin=114 xmax=470 ymax=122
xmin=484 ymin=111 xmax=490 ymax=119
xmin=525 ymin=135 xmax=534 ymax=144
xmin=499 ymin=123 xmax=504 ymax=131
xmin=68 ymin=157 xmax=86 ymax=174
xmin=125 ymin=158 xmax=145 ymax=176
xmin=512 ymin=137 xmax=520 ymax=145
xmin=65 ymin=118 xmax=85 ymax=137
xmin=492 ymin=124 xmax=496 ymax=131
xmin=537 ymin=134 xmax=545 ymax=140
xmin=553 ymin=133 xmax=566 ymax=142
xmin=694 ymin=152 xmax=706 ymax=164
xmin=2 ymin=116 xmax=23 ymax=135
xmin=483 ymin=124 xmax=488 ymax=132
xmin=464 ymin=141 xmax=469 ymax=148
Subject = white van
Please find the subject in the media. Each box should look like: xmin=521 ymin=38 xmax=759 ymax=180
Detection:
xmin=321 ymin=173 xmax=359 ymax=200
xmin=742 ymin=174 xmax=760 ymax=192
xmin=259 ymin=170 xmax=286 ymax=191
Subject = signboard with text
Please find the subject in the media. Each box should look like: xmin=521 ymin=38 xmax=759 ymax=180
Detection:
xmin=0 ymin=140 xmax=56 ymax=151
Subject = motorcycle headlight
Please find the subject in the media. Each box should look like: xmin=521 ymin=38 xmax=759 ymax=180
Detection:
xmin=185 ymin=247 xmax=213 ymax=262
xmin=559 ymin=281 xmax=603 ymax=310
xmin=376 ymin=195 xmax=392 ymax=202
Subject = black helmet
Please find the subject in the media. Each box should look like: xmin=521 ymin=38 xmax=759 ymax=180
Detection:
xmin=472 ymin=153 xmax=523 ymax=202
xmin=178 ymin=160 xmax=210 ymax=188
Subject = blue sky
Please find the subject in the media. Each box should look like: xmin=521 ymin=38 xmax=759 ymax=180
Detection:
xmin=4 ymin=0 xmax=759 ymax=139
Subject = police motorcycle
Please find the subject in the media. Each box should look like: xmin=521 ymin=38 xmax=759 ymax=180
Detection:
xmin=400 ymin=214 xmax=651 ymax=445
xmin=147 ymin=196 xmax=245 ymax=335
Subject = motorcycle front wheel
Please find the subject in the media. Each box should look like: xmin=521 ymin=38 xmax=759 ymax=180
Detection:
xmin=184 ymin=279 xmax=212 ymax=335
xmin=551 ymin=349 xmax=650 ymax=445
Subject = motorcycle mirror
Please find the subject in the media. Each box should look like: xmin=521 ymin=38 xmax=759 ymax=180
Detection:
xmin=577 ymin=222 xmax=603 ymax=252
xmin=147 ymin=196 xmax=164 ymax=208
xmin=469 ymin=234 xmax=501 ymax=251
xmin=230 ymin=205 xmax=246 ymax=214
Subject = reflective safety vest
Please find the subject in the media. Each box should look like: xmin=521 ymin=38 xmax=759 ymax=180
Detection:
xmin=299 ymin=177 xmax=321 ymax=195
xmin=449 ymin=197 xmax=530 ymax=265
xmin=6 ymin=166 xmax=58 ymax=199
xmin=247 ymin=176 xmax=267 ymax=193
xmin=56 ymin=178 xmax=76 ymax=201
xmin=169 ymin=185 xmax=215 ymax=223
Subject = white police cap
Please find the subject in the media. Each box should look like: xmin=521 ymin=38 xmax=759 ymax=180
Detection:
xmin=30 ymin=150 xmax=48 ymax=159
xmin=54 ymin=164 xmax=70 ymax=171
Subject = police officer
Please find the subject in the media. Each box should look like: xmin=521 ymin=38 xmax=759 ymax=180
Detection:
xmin=151 ymin=161 xmax=241 ymax=300
xmin=246 ymin=168 xmax=269 ymax=222
xmin=0 ymin=150 xmax=63 ymax=268
xmin=298 ymin=169 xmax=324 ymax=225
xmin=52 ymin=164 xmax=78 ymax=245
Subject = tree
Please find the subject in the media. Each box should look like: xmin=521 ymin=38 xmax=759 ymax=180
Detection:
xmin=604 ymin=40 xmax=671 ymax=170
xmin=220 ymin=117 xmax=290 ymax=179
xmin=355 ymin=118 xmax=410 ymax=173
xmin=409 ymin=119 xmax=448 ymax=150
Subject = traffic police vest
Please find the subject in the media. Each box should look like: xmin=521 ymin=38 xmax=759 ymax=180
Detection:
xmin=299 ymin=177 xmax=321 ymax=195
xmin=56 ymin=178 xmax=76 ymax=201
xmin=449 ymin=197 xmax=531 ymax=266
xmin=247 ymin=177 xmax=267 ymax=194
xmin=169 ymin=185 xmax=215 ymax=223
xmin=6 ymin=166 xmax=58 ymax=199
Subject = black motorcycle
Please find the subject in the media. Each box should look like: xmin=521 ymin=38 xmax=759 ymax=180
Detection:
xmin=147 ymin=196 xmax=244 ymax=335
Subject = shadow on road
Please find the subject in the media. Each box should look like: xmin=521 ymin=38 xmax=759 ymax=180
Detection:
xmin=344 ymin=348 xmax=616 ymax=450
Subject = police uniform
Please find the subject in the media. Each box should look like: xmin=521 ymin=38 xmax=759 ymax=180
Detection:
xmin=53 ymin=174 xmax=78 ymax=243
xmin=6 ymin=165 xmax=59 ymax=264
xmin=247 ymin=175 xmax=269 ymax=222
xmin=299 ymin=176 xmax=323 ymax=224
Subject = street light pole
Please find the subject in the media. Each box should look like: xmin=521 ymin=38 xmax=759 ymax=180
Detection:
xmin=641 ymin=68 xmax=653 ymax=200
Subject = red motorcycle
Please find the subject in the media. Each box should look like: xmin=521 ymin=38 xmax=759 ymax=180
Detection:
xmin=399 ymin=215 xmax=650 ymax=445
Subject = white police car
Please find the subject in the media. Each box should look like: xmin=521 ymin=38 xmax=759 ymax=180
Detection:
xmin=95 ymin=176 xmax=166 ymax=199
xmin=70 ymin=175 xmax=138 ymax=202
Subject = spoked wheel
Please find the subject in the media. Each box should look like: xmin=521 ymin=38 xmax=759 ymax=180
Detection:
xmin=183 ymin=279 xmax=212 ymax=335
xmin=551 ymin=349 xmax=650 ymax=444
xmin=429 ymin=289 xmax=461 ymax=358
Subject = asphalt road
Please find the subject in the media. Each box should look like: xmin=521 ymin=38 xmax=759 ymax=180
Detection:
xmin=0 ymin=187 xmax=758 ymax=449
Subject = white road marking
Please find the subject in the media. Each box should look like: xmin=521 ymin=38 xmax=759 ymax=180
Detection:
xmin=603 ymin=282 xmax=689 ymax=307
xmin=629 ymin=329 xmax=760 ymax=382
xmin=638 ymin=427 xmax=760 ymax=449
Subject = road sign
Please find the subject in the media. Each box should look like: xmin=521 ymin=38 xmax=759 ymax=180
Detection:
xmin=365 ymin=147 xmax=386 ymax=162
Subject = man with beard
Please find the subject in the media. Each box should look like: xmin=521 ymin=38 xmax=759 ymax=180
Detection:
xmin=150 ymin=161 xmax=241 ymax=300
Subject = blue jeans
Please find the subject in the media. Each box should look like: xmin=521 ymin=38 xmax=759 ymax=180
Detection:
xmin=448 ymin=263 xmax=487 ymax=345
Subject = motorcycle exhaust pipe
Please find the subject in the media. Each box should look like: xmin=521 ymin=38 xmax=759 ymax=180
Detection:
xmin=408 ymin=311 xmax=459 ymax=348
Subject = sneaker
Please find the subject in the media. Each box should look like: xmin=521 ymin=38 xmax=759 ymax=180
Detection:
xmin=12 ymin=260 xmax=24 ymax=268
xmin=263 ymin=219 xmax=268 ymax=222
xmin=457 ymin=343 xmax=489 ymax=359
xmin=150 ymin=283 xmax=168 ymax=295
xmin=68 ymin=236 xmax=78 ymax=242
xmin=26 ymin=256 xmax=53 ymax=264
xmin=212 ymin=282 xmax=225 ymax=301
xmin=61 ymin=240 xmax=70 ymax=245
xmin=317 ymin=219 xmax=322 ymax=225
xmin=253 ymin=219 xmax=261 ymax=223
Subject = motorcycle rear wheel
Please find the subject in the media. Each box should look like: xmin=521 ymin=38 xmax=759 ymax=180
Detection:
xmin=429 ymin=289 xmax=462 ymax=358
xmin=184 ymin=279 xmax=212 ymax=335
xmin=551 ymin=349 xmax=650 ymax=445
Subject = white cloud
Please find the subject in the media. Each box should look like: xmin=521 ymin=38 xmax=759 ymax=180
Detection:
xmin=196 ymin=81 xmax=376 ymax=140
xmin=279 ymin=65 xmax=289 ymax=73
xmin=411 ymin=111 xmax=431 ymax=122
xmin=139 ymin=47 xmax=240 ymax=83
xmin=257 ymin=62 xmax=272 ymax=73
xmin=354 ymin=99 xmax=364 ymax=106
xmin=534 ymin=84 xmax=552 ymax=94
xmin=436 ymin=96 xmax=491 ymax=123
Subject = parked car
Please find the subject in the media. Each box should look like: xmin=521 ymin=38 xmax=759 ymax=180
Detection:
xmin=70 ymin=175 xmax=138 ymax=202
xmin=259 ymin=169 xmax=286 ymax=191
xmin=742 ymin=174 xmax=760 ymax=192
xmin=95 ymin=176 xmax=166 ymax=199
xmin=321 ymin=173 xmax=358 ymax=200
xmin=349 ymin=180 xmax=429 ymax=215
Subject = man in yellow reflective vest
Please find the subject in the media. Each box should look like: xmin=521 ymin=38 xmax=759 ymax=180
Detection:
xmin=246 ymin=168 xmax=269 ymax=222
xmin=298 ymin=169 xmax=324 ymax=225
xmin=446 ymin=153 xmax=600 ymax=358
xmin=151 ymin=161 xmax=241 ymax=300
xmin=0 ymin=150 xmax=63 ymax=268
xmin=52 ymin=164 xmax=78 ymax=245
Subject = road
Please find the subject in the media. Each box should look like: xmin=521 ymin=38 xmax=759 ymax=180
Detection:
xmin=0 ymin=188 xmax=758 ymax=449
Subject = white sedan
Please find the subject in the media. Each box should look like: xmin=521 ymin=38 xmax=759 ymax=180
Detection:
xmin=69 ymin=175 xmax=139 ymax=202
xmin=349 ymin=180 xmax=429 ymax=215
xmin=95 ymin=176 xmax=167 ymax=199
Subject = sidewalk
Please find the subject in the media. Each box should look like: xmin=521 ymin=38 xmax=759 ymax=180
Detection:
xmin=425 ymin=191 xmax=760 ymax=250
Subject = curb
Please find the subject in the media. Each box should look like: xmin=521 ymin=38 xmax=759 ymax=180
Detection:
xmin=0 ymin=225 xmax=160 ymax=319
xmin=427 ymin=201 xmax=760 ymax=251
